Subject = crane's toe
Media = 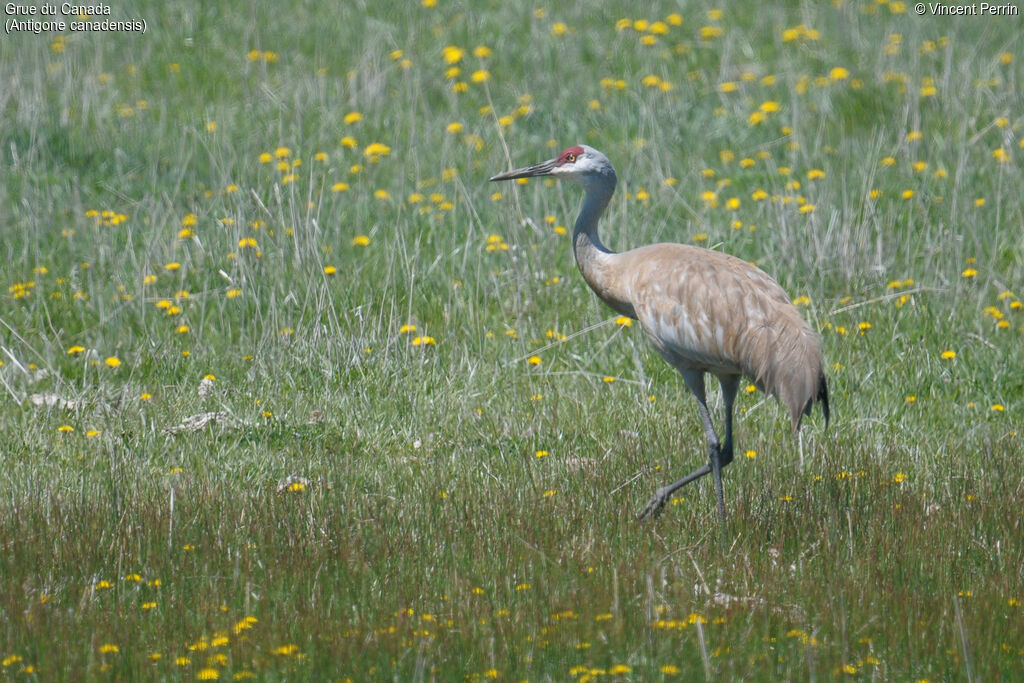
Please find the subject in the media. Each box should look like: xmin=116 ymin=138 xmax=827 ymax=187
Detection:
xmin=637 ymin=489 xmax=670 ymax=521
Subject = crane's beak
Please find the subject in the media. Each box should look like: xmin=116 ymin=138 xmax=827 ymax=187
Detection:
xmin=489 ymin=158 xmax=557 ymax=182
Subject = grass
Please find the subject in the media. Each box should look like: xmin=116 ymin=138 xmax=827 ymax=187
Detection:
xmin=1 ymin=0 xmax=1023 ymax=679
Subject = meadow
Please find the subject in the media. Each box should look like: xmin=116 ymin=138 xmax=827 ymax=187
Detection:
xmin=1 ymin=0 xmax=1023 ymax=679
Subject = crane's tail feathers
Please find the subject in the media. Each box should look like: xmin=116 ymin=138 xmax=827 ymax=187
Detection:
xmin=795 ymin=371 xmax=830 ymax=432
xmin=818 ymin=373 xmax=830 ymax=431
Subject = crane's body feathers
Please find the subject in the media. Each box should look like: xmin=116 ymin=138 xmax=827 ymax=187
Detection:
xmin=491 ymin=144 xmax=829 ymax=520
xmin=598 ymin=243 xmax=827 ymax=429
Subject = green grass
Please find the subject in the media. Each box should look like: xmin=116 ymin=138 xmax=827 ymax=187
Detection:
xmin=1 ymin=0 xmax=1023 ymax=679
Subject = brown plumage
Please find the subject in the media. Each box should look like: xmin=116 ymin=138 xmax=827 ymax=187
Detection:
xmin=613 ymin=244 xmax=828 ymax=428
xmin=491 ymin=145 xmax=829 ymax=520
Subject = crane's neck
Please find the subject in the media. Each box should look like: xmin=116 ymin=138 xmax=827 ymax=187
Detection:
xmin=571 ymin=174 xmax=636 ymax=318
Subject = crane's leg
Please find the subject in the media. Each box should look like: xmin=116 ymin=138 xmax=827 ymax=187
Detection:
xmin=713 ymin=375 xmax=740 ymax=520
xmin=638 ymin=371 xmax=736 ymax=521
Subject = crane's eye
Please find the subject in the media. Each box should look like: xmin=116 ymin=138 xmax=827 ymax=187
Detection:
xmin=565 ymin=153 xmax=576 ymax=163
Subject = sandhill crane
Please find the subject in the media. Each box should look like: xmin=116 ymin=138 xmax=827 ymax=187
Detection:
xmin=490 ymin=145 xmax=829 ymax=521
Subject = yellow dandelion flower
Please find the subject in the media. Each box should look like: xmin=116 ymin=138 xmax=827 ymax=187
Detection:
xmin=829 ymin=66 xmax=850 ymax=80
xmin=700 ymin=25 xmax=724 ymax=39
xmin=442 ymin=45 xmax=464 ymax=64
xmin=343 ymin=111 xmax=363 ymax=124
xmin=615 ymin=316 xmax=632 ymax=327
xmin=961 ymin=267 xmax=978 ymax=278
xmin=364 ymin=142 xmax=391 ymax=159
xmin=527 ymin=356 xmax=541 ymax=366
xmin=105 ymin=356 xmax=122 ymax=368
xmin=941 ymin=350 xmax=956 ymax=360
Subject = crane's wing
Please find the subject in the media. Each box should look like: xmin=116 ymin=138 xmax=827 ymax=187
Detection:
xmin=618 ymin=244 xmax=825 ymax=427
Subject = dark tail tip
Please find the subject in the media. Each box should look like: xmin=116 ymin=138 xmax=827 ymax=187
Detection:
xmin=818 ymin=373 xmax=830 ymax=431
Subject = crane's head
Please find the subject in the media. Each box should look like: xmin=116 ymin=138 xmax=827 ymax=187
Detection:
xmin=489 ymin=145 xmax=616 ymax=189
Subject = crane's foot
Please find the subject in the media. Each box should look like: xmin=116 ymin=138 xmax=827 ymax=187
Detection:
xmin=637 ymin=487 xmax=671 ymax=521
xmin=636 ymin=462 xmax=714 ymax=522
